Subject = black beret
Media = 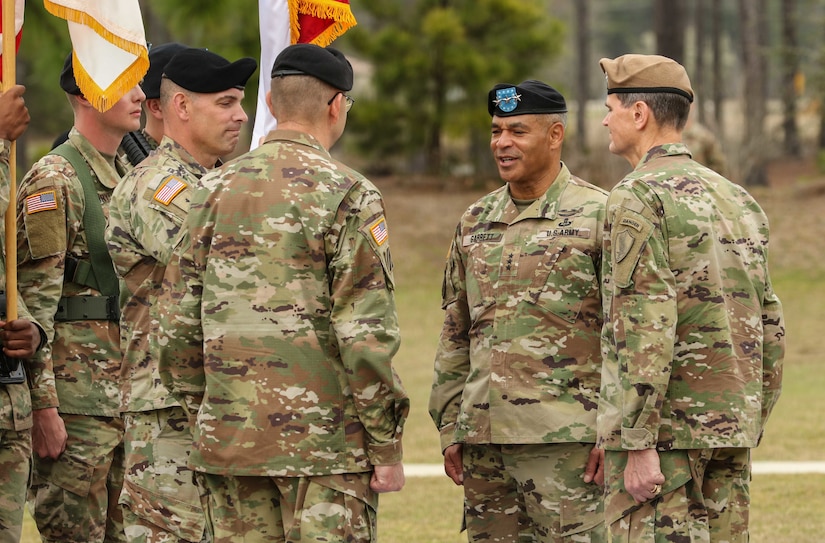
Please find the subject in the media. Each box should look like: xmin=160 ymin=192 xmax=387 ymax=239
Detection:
xmin=59 ymin=53 xmax=82 ymax=96
xmin=163 ymin=48 xmax=258 ymax=93
xmin=142 ymin=43 xmax=187 ymax=99
xmin=270 ymin=43 xmax=353 ymax=91
xmin=488 ymin=80 xmax=568 ymax=117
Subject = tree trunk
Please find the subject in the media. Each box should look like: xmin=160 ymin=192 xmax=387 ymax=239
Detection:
xmin=781 ymin=0 xmax=801 ymax=156
xmin=574 ymin=0 xmax=590 ymax=154
xmin=694 ymin=0 xmax=706 ymax=125
xmin=654 ymin=0 xmax=686 ymax=63
xmin=738 ymin=0 xmax=768 ymax=186
xmin=711 ymin=0 xmax=723 ymax=137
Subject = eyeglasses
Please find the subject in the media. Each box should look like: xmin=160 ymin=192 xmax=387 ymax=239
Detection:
xmin=327 ymin=92 xmax=355 ymax=112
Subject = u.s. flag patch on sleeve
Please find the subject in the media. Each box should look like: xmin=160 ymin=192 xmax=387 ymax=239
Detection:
xmin=26 ymin=190 xmax=58 ymax=214
xmin=153 ymin=176 xmax=187 ymax=206
xmin=369 ymin=217 xmax=389 ymax=246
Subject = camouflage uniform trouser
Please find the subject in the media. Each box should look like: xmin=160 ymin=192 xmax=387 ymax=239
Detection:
xmin=196 ymin=471 xmax=377 ymax=543
xmin=0 ymin=428 xmax=31 ymax=543
xmin=120 ymin=407 xmax=208 ymax=543
xmin=462 ymin=443 xmax=605 ymax=543
xmin=604 ymin=448 xmax=751 ymax=543
xmin=29 ymin=413 xmax=126 ymax=543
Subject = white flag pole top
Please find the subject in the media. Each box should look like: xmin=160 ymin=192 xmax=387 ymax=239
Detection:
xmin=44 ymin=0 xmax=148 ymax=112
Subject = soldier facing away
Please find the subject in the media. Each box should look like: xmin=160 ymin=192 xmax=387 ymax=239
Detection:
xmin=597 ymin=54 xmax=785 ymax=542
xmin=156 ymin=43 xmax=409 ymax=543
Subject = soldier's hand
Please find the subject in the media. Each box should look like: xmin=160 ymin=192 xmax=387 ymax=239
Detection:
xmin=624 ymin=448 xmax=665 ymax=503
xmin=32 ymin=407 xmax=68 ymax=460
xmin=0 ymin=85 xmax=30 ymax=141
xmin=443 ymin=443 xmax=464 ymax=485
xmin=0 ymin=318 xmax=41 ymax=358
xmin=370 ymin=462 xmax=405 ymax=493
xmin=583 ymin=446 xmax=605 ymax=486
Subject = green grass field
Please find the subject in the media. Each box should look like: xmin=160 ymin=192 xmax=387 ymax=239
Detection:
xmin=21 ymin=177 xmax=825 ymax=542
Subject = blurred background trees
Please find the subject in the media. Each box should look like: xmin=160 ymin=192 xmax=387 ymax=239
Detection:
xmin=13 ymin=0 xmax=825 ymax=186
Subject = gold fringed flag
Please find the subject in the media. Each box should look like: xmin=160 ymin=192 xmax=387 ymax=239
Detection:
xmin=43 ymin=0 xmax=148 ymax=112
xmin=251 ymin=0 xmax=356 ymax=149
xmin=293 ymin=0 xmax=356 ymax=47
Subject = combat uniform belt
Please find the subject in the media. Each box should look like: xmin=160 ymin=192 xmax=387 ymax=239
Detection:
xmin=55 ymin=294 xmax=120 ymax=322
xmin=0 ymin=292 xmax=25 ymax=385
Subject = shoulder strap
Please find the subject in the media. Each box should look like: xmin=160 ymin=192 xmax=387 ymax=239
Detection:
xmin=49 ymin=143 xmax=119 ymax=297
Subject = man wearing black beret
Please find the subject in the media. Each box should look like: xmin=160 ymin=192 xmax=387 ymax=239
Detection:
xmin=156 ymin=43 xmax=409 ymax=542
xmin=106 ymin=46 xmax=256 ymax=543
xmin=430 ymin=79 xmax=608 ymax=542
xmin=19 ymin=52 xmax=146 ymax=543
xmin=138 ymin=42 xmax=187 ymax=150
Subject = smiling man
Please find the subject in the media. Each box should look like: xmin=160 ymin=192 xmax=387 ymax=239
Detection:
xmin=429 ymin=80 xmax=608 ymax=542
xmin=106 ymin=46 xmax=256 ymax=543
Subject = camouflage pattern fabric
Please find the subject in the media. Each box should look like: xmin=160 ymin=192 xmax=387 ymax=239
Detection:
xmin=429 ymin=164 xmax=607 ymax=450
xmin=16 ymin=128 xmax=128 ymax=415
xmin=598 ymin=143 xmax=784 ymax=539
xmin=197 ymin=472 xmax=376 ymax=543
xmin=462 ymin=443 xmax=605 ymax=543
xmin=17 ymin=128 xmax=130 ymax=542
xmin=604 ymin=448 xmax=750 ymax=543
xmin=106 ymin=137 xmax=208 ymax=541
xmin=0 ymin=429 xmax=30 ymax=543
xmin=429 ymin=164 xmax=607 ymax=541
xmin=29 ymin=413 xmax=126 ymax=543
xmin=0 ymin=141 xmax=39 ymax=542
xmin=156 ymin=129 xmax=409 ymax=478
xmin=120 ymin=409 xmax=207 ymax=543
xmin=597 ymin=143 xmax=784 ymax=452
xmin=107 ymin=136 xmax=202 ymax=413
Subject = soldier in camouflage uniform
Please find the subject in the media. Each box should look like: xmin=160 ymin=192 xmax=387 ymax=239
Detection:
xmin=156 ymin=43 xmax=409 ymax=543
xmin=0 ymin=83 xmax=47 ymax=543
xmin=106 ymin=47 xmax=256 ymax=543
xmin=16 ymin=53 xmax=145 ymax=543
xmin=429 ymin=80 xmax=607 ymax=542
xmin=139 ymin=43 xmax=187 ymax=151
xmin=107 ymin=48 xmax=257 ymax=543
xmin=597 ymin=54 xmax=785 ymax=542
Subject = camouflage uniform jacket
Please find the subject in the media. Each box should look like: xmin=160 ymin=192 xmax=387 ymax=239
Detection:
xmin=107 ymin=137 xmax=202 ymax=413
xmin=157 ymin=129 xmax=410 ymax=477
xmin=597 ymin=143 xmax=785 ymax=452
xmin=0 ymin=141 xmax=40 ymax=431
xmin=429 ymin=164 xmax=607 ymax=451
xmin=16 ymin=128 xmax=129 ymax=416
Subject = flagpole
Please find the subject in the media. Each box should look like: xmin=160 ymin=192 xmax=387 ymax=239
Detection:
xmin=2 ymin=0 xmax=18 ymax=321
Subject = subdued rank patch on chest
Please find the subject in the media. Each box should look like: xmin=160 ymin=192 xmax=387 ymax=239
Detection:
xmin=462 ymin=232 xmax=503 ymax=247
xmin=26 ymin=190 xmax=58 ymax=214
xmin=370 ymin=217 xmax=389 ymax=246
xmin=153 ymin=176 xmax=187 ymax=206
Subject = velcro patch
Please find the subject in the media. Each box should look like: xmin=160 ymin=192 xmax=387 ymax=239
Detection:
xmin=26 ymin=191 xmax=58 ymax=214
xmin=369 ymin=217 xmax=389 ymax=246
xmin=153 ymin=176 xmax=187 ymax=206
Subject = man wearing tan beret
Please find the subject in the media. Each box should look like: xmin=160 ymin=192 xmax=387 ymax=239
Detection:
xmin=596 ymin=54 xmax=785 ymax=542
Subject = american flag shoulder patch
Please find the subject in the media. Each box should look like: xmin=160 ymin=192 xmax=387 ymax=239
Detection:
xmin=369 ymin=217 xmax=389 ymax=246
xmin=26 ymin=190 xmax=58 ymax=214
xmin=153 ymin=176 xmax=187 ymax=206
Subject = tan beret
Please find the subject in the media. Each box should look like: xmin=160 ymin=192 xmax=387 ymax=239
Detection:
xmin=599 ymin=54 xmax=694 ymax=103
